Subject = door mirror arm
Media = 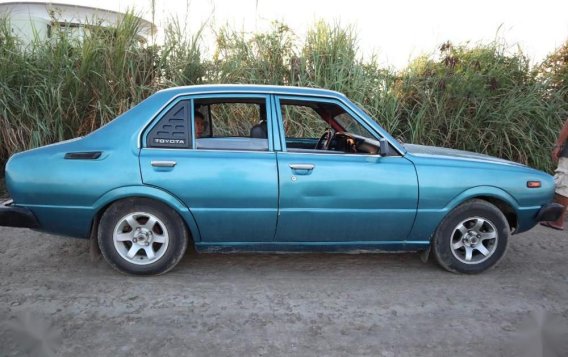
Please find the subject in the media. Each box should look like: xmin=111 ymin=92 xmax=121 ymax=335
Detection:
xmin=379 ymin=138 xmax=390 ymax=157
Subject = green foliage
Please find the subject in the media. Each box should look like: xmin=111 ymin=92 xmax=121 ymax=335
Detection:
xmin=0 ymin=12 xmax=156 ymax=162
xmin=393 ymin=42 xmax=563 ymax=169
xmin=211 ymin=21 xmax=296 ymax=84
xmin=539 ymin=41 xmax=568 ymax=101
xmin=0 ymin=16 xmax=566 ymax=173
xmin=300 ymin=21 xmax=359 ymax=91
xmin=160 ymin=18 xmax=205 ymax=86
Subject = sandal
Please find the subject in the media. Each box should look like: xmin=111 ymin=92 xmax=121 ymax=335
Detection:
xmin=540 ymin=221 xmax=565 ymax=231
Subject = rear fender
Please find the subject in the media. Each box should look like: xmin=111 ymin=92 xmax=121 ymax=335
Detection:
xmin=92 ymin=186 xmax=201 ymax=242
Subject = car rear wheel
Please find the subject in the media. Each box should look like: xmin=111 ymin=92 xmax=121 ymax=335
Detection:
xmin=98 ymin=198 xmax=188 ymax=275
xmin=432 ymin=199 xmax=509 ymax=274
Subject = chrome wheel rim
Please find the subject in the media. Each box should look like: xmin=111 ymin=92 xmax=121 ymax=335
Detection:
xmin=450 ymin=216 xmax=498 ymax=265
xmin=113 ymin=212 xmax=169 ymax=265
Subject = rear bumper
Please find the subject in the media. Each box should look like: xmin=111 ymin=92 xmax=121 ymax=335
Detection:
xmin=535 ymin=203 xmax=565 ymax=222
xmin=0 ymin=199 xmax=40 ymax=228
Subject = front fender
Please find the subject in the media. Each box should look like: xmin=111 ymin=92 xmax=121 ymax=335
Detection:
xmin=406 ymin=186 xmax=519 ymax=243
xmin=444 ymin=186 xmax=519 ymax=213
xmin=92 ymin=185 xmax=202 ymax=242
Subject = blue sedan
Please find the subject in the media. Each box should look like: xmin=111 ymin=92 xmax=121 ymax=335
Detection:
xmin=0 ymin=85 xmax=563 ymax=275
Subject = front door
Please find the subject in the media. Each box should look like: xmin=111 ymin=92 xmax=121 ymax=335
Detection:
xmin=273 ymin=96 xmax=419 ymax=243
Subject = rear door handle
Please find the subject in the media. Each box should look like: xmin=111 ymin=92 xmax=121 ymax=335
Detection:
xmin=289 ymin=163 xmax=315 ymax=171
xmin=151 ymin=160 xmax=177 ymax=168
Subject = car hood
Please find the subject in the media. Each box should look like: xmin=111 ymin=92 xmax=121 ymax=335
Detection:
xmin=403 ymin=144 xmax=525 ymax=167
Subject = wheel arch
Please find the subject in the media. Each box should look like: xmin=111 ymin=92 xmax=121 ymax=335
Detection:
xmin=473 ymin=196 xmax=518 ymax=233
xmin=88 ymin=186 xmax=201 ymax=245
xmin=443 ymin=186 xmax=519 ymax=233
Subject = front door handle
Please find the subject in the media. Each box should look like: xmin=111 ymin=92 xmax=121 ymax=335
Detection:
xmin=151 ymin=160 xmax=177 ymax=168
xmin=289 ymin=163 xmax=315 ymax=171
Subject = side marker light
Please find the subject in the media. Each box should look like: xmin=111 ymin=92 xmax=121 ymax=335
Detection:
xmin=527 ymin=181 xmax=541 ymax=188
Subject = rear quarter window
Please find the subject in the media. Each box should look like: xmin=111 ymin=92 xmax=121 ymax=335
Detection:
xmin=147 ymin=100 xmax=190 ymax=148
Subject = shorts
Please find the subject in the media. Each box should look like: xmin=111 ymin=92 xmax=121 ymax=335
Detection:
xmin=554 ymin=157 xmax=568 ymax=198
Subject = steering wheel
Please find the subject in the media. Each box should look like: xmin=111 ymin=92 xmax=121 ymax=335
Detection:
xmin=315 ymin=128 xmax=334 ymax=150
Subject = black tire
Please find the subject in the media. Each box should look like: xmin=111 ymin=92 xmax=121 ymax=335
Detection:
xmin=98 ymin=197 xmax=188 ymax=275
xmin=432 ymin=199 xmax=509 ymax=274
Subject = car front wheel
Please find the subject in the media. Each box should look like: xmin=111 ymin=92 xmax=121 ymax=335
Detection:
xmin=432 ymin=199 xmax=509 ymax=274
xmin=98 ymin=198 xmax=188 ymax=275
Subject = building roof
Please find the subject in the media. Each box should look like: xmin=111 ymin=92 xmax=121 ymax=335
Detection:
xmin=0 ymin=1 xmax=156 ymax=33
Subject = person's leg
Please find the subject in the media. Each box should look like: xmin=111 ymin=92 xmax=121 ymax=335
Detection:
xmin=550 ymin=193 xmax=568 ymax=229
xmin=541 ymin=158 xmax=567 ymax=230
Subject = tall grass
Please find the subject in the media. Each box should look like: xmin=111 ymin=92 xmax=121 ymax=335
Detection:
xmin=393 ymin=42 xmax=566 ymax=169
xmin=0 ymin=14 xmax=566 ymax=173
xmin=0 ymin=13 xmax=157 ymax=162
xmin=210 ymin=21 xmax=297 ymax=85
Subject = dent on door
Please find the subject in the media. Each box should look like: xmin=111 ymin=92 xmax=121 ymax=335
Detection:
xmin=274 ymin=152 xmax=418 ymax=243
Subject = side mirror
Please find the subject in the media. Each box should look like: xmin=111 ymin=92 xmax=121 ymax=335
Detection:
xmin=379 ymin=138 xmax=390 ymax=157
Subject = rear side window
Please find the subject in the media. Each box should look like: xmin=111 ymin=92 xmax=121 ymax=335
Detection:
xmin=209 ymin=102 xmax=261 ymax=137
xmin=194 ymin=98 xmax=269 ymax=151
xmin=147 ymin=100 xmax=191 ymax=148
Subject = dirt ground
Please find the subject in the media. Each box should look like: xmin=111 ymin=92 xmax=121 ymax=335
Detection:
xmin=0 ymin=224 xmax=567 ymax=357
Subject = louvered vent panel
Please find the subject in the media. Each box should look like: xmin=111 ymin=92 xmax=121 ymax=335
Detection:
xmin=147 ymin=101 xmax=190 ymax=148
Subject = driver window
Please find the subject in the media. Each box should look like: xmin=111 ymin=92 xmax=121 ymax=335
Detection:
xmin=334 ymin=112 xmax=374 ymax=138
xmin=281 ymin=105 xmax=328 ymax=139
xmin=279 ymin=99 xmax=378 ymax=154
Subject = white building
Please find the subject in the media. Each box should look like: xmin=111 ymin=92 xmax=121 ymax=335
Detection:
xmin=0 ymin=1 xmax=155 ymax=44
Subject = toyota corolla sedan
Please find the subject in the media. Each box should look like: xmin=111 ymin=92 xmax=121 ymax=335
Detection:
xmin=0 ymin=85 xmax=563 ymax=275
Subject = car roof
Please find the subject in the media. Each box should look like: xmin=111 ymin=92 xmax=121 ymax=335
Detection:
xmin=157 ymin=84 xmax=346 ymax=99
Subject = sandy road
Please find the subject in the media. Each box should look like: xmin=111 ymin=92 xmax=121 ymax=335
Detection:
xmin=0 ymin=225 xmax=567 ymax=356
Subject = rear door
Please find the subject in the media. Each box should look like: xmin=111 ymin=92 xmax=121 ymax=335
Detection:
xmin=140 ymin=94 xmax=278 ymax=242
